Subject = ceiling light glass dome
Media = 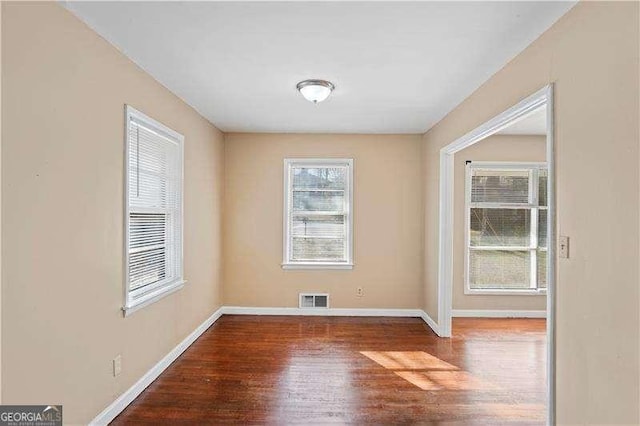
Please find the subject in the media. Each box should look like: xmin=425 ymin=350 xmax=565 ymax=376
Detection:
xmin=296 ymin=79 xmax=335 ymax=103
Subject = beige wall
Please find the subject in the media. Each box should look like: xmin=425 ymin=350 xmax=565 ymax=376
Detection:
xmin=1 ymin=3 xmax=224 ymax=424
xmin=224 ymin=133 xmax=423 ymax=309
xmin=453 ymin=135 xmax=546 ymax=311
xmin=0 ymin=1 xmax=3 ymax=404
xmin=423 ymin=2 xmax=639 ymax=423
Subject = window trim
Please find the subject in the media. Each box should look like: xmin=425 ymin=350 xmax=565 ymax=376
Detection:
xmin=123 ymin=105 xmax=185 ymax=316
xmin=464 ymin=161 xmax=547 ymax=296
xmin=282 ymin=158 xmax=354 ymax=270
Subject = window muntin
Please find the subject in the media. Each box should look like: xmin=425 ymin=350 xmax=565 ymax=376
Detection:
xmin=283 ymin=159 xmax=353 ymax=268
xmin=466 ymin=163 xmax=547 ymax=294
xmin=124 ymin=106 xmax=184 ymax=314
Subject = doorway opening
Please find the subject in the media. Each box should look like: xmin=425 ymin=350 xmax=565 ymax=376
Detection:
xmin=436 ymin=85 xmax=555 ymax=424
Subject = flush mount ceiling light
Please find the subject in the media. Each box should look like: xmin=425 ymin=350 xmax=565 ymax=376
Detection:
xmin=296 ymin=79 xmax=335 ymax=104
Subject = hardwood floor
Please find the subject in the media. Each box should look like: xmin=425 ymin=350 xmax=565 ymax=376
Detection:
xmin=112 ymin=316 xmax=546 ymax=425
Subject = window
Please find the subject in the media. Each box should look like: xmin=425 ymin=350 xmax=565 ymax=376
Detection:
xmin=124 ymin=106 xmax=184 ymax=315
xmin=283 ymin=159 xmax=353 ymax=269
xmin=465 ymin=162 xmax=547 ymax=294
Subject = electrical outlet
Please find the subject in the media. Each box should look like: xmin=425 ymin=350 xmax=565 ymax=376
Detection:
xmin=356 ymin=286 xmax=364 ymax=297
xmin=113 ymin=355 xmax=122 ymax=377
xmin=559 ymin=236 xmax=570 ymax=259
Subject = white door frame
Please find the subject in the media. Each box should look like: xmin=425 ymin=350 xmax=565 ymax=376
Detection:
xmin=436 ymin=84 xmax=555 ymax=424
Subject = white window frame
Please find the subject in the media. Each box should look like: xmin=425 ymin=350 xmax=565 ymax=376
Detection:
xmin=123 ymin=106 xmax=185 ymax=316
xmin=464 ymin=161 xmax=547 ymax=296
xmin=282 ymin=158 xmax=354 ymax=270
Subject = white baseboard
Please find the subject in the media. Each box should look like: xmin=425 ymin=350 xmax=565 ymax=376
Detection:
xmin=223 ymin=305 xmax=442 ymax=338
xmin=222 ymin=306 xmax=424 ymax=317
xmin=89 ymin=307 xmax=225 ymax=426
xmin=451 ymin=309 xmax=546 ymax=318
xmin=419 ymin=311 xmax=441 ymax=336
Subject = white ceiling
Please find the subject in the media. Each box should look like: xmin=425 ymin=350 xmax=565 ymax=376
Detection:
xmin=498 ymin=106 xmax=547 ymax=135
xmin=63 ymin=1 xmax=575 ymax=134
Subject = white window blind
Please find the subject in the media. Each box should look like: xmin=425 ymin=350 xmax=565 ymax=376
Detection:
xmin=466 ymin=163 xmax=547 ymax=294
xmin=283 ymin=159 xmax=353 ymax=269
xmin=124 ymin=106 xmax=184 ymax=314
xmin=471 ymin=169 xmax=530 ymax=204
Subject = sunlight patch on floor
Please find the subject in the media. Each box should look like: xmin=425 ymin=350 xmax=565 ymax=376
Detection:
xmin=360 ymin=351 xmax=457 ymax=371
xmin=361 ymin=351 xmax=495 ymax=391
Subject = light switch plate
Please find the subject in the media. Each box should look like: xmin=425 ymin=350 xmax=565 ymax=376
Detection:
xmin=113 ymin=355 xmax=122 ymax=377
xmin=559 ymin=236 xmax=569 ymax=259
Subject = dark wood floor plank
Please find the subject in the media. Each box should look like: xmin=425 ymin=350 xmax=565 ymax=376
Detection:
xmin=112 ymin=316 xmax=546 ymax=425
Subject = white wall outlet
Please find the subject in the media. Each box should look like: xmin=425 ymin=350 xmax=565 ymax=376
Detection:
xmin=356 ymin=286 xmax=364 ymax=297
xmin=113 ymin=355 xmax=122 ymax=377
xmin=559 ymin=235 xmax=570 ymax=259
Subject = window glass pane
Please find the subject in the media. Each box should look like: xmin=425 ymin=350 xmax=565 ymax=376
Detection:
xmin=292 ymin=237 xmax=345 ymax=261
xmin=537 ymin=250 xmax=547 ymax=288
xmin=293 ymin=190 xmax=344 ymax=212
xmin=292 ymin=215 xmax=344 ymax=238
xmin=129 ymin=213 xmax=167 ymax=291
xmin=538 ymin=169 xmax=548 ymax=207
xmin=129 ymin=212 xmax=166 ymax=250
xmin=129 ymin=246 xmax=167 ymax=290
xmin=469 ymin=250 xmax=531 ymax=289
xmin=471 ymin=170 xmax=529 ymax=204
xmin=128 ymin=122 xmax=180 ymax=210
xmin=470 ymin=208 xmax=530 ymax=247
xmin=293 ymin=167 xmax=346 ymax=190
xmin=287 ymin=162 xmax=351 ymax=264
xmin=538 ymin=209 xmax=547 ymax=248
xmin=126 ymin=110 xmax=183 ymax=310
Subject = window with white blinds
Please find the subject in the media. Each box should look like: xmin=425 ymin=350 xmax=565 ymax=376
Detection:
xmin=124 ymin=106 xmax=184 ymax=314
xmin=465 ymin=162 xmax=547 ymax=294
xmin=283 ymin=159 xmax=353 ymax=269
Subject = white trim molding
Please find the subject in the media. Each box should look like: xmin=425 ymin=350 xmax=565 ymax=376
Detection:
xmin=222 ymin=306 xmax=424 ymax=318
xmin=90 ymin=307 xmax=225 ymax=426
xmin=437 ymin=85 xmax=553 ymax=338
xmin=123 ymin=280 xmax=185 ymax=317
xmin=223 ymin=307 xmax=441 ymax=337
xmin=123 ymin=105 xmax=185 ymax=316
xmin=282 ymin=263 xmax=353 ymax=270
xmin=282 ymin=158 xmax=354 ymax=270
xmin=436 ymin=84 xmax=555 ymax=425
xmin=420 ymin=311 xmax=440 ymax=336
xmin=452 ymin=309 xmax=546 ymax=318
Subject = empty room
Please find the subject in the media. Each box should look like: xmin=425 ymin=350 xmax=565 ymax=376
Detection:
xmin=1 ymin=1 xmax=639 ymax=425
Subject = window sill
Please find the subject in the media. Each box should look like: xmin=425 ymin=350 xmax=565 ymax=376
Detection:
xmin=123 ymin=279 xmax=186 ymax=317
xmin=465 ymin=289 xmax=547 ymax=296
xmin=282 ymin=263 xmax=354 ymax=270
